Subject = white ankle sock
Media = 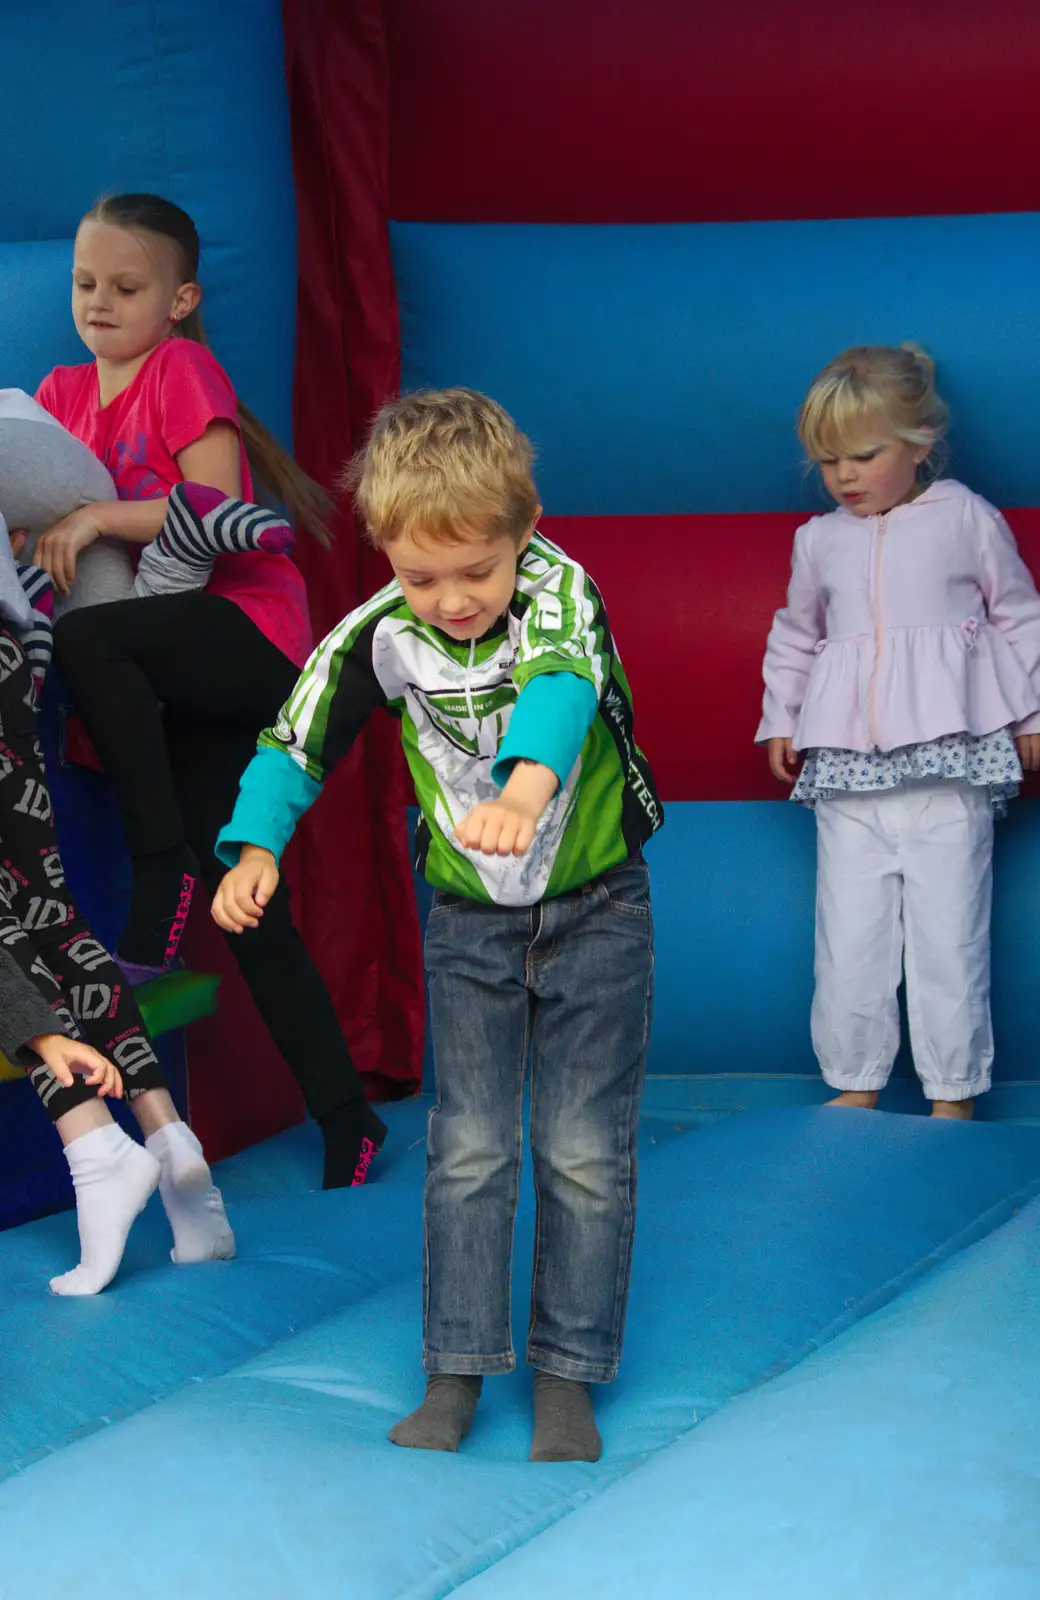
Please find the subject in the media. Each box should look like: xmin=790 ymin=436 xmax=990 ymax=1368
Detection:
xmin=50 ymin=1124 xmax=160 ymax=1297
xmin=146 ymin=1122 xmax=236 ymax=1265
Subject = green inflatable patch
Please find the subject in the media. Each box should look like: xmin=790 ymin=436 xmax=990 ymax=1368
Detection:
xmin=136 ymin=970 xmax=221 ymax=1038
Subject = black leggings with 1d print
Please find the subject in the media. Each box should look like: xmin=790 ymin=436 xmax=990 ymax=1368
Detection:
xmin=53 ymin=592 xmax=386 ymax=1188
xmin=0 ymin=627 xmax=166 ymax=1119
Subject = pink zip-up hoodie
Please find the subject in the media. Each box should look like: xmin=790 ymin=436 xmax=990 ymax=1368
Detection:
xmin=757 ymin=479 xmax=1040 ymax=753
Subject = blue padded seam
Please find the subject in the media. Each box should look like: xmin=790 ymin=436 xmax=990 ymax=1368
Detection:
xmin=444 ymin=1172 xmax=1040 ymax=1596
xmin=755 ymin=1169 xmax=1040 ymax=1381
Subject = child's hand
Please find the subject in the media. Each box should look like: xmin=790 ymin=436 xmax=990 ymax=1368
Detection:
xmin=1016 ymin=733 xmax=1040 ymax=772
xmin=768 ymin=737 xmax=801 ymax=784
xmin=34 ymin=509 xmax=102 ymax=595
xmin=29 ymin=1033 xmax=123 ymax=1099
xmin=456 ymin=761 xmax=559 ymax=856
xmin=8 ymin=529 xmax=27 ymax=558
xmin=211 ymin=846 xmax=280 ymax=932
xmin=455 ymin=799 xmax=540 ymax=856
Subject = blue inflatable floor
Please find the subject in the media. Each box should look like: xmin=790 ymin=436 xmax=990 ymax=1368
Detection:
xmin=1 ymin=1101 xmax=1038 ymax=1598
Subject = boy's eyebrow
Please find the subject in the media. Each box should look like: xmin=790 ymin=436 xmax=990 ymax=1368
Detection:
xmin=399 ymin=556 xmax=499 ymax=578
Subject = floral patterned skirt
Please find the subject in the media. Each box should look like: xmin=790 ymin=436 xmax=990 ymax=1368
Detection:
xmin=792 ymin=728 xmax=1022 ymax=816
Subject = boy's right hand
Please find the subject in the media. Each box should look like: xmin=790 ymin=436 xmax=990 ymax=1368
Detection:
xmin=768 ymin=737 xmax=801 ymax=784
xmin=211 ymin=846 xmax=280 ymax=933
xmin=30 ymin=1033 xmax=123 ymax=1099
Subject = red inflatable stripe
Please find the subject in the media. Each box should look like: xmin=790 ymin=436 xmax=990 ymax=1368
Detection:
xmin=541 ymin=509 xmax=1040 ymax=802
xmin=388 ymin=0 xmax=1040 ymax=224
xmin=64 ymin=506 xmax=1040 ymax=804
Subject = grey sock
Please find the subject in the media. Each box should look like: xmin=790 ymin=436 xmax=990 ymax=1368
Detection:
xmin=133 ymin=486 xmax=294 ymax=600
xmin=389 ymin=1375 xmax=482 ymax=1452
xmin=530 ymin=1372 xmax=602 ymax=1463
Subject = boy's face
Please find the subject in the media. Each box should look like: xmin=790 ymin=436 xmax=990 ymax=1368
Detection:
xmin=386 ymin=524 xmax=533 ymax=641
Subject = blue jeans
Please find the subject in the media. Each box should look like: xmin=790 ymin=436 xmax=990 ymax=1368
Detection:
xmin=422 ymin=853 xmax=654 ymax=1383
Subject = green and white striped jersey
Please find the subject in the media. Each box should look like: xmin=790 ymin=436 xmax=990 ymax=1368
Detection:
xmin=258 ymin=531 xmax=662 ymax=905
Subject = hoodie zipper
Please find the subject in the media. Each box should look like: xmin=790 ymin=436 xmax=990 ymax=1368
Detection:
xmin=867 ymin=512 xmax=888 ymax=748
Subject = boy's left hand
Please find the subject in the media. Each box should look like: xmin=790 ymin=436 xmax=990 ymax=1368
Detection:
xmin=34 ymin=509 xmax=102 ymax=595
xmin=456 ymin=761 xmax=560 ymax=857
xmin=1016 ymin=733 xmax=1040 ymax=772
xmin=455 ymin=800 xmax=540 ymax=856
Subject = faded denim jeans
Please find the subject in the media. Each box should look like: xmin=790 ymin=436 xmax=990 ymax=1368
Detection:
xmin=422 ymin=853 xmax=654 ymax=1384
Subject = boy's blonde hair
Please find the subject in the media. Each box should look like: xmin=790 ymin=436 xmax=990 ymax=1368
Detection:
xmin=346 ymin=388 xmax=539 ymax=547
xmin=798 ymin=344 xmax=950 ymax=471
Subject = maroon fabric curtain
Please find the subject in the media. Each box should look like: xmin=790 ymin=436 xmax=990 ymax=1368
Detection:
xmin=281 ymin=0 xmax=423 ymax=1098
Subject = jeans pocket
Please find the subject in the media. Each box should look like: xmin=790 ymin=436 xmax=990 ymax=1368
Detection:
xmin=601 ymin=853 xmax=652 ymax=919
xmin=426 ymin=890 xmax=471 ymax=920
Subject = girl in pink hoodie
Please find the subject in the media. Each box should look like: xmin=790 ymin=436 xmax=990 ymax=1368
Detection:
xmin=759 ymin=345 xmax=1040 ymax=1119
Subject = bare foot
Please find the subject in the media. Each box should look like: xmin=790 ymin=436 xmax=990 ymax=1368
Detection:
xmin=930 ymin=1099 xmax=974 ymax=1120
xmin=824 ymin=1091 xmax=880 ymax=1110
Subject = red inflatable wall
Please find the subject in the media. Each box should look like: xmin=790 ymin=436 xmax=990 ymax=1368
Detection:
xmin=387 ymin=0 xmax=1040 ymax=224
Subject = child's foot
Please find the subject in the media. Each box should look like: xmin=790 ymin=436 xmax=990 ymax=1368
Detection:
xmin=389 ymin=1375 xmax=482 ymax=1452
xmin=145 ymin=1121 xmax=236 ymax=1263
xmin=50 ymin=1125 xmax=160 ymax=1296
xmin=175 ymin=482 xmax=295 ymax=557
xmin=318 ymin=1100 xmax=388 ymax=1190
xmin=530 ymin=1372 xmax=602 ymax=1462
xmin=137 ymin=482 xmax=295 ymax=597
xmin=824 ymin=1091 xmax=880 ymax=1110
xmin=930 ymin=1099 xmax=974 ymax=1120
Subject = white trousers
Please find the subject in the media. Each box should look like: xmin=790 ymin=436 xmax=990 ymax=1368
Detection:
xmin=812 ymin=781 xmax=994 ymax=1102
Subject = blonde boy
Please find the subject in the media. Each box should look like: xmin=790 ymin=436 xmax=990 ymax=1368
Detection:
xmin=213 ymin=389 xmax=661 ymax=1460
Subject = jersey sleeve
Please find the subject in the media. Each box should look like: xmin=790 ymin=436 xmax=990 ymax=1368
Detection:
xmin=158 ymin=342 xmax=241 ymax=458
xmin=513 ymin=545 xmax=613 ymax=699
xmin=215 ymin=609 xmax=389 ymax=867
xmin=491 ymin=672 xmax=599 ymax=787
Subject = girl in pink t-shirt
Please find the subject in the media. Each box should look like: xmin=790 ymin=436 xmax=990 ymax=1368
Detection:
xmin=36 ymin=194 xmax=385 ymax=1189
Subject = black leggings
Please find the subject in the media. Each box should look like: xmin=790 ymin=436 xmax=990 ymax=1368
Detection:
xmin=0 ymin=629 xmax=166 ymax=1122
xmin=53 ymin=594 xmax=365 ymax=1122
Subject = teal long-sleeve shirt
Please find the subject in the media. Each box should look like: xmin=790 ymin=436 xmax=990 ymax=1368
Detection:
xmin=217 ymin=670 xmax=599 ymax=868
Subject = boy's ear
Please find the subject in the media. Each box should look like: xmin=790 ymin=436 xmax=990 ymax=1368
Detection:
xmin=518 ymin=507 xmax=542 ymax=553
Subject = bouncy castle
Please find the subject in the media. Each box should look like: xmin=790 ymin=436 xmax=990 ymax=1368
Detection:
xmin=1 ymin=1 xmax=1039 ymax=1594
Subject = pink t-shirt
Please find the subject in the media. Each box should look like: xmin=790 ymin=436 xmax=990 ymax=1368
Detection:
xmin=36 ymin=339 xmax=313 ymax=666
